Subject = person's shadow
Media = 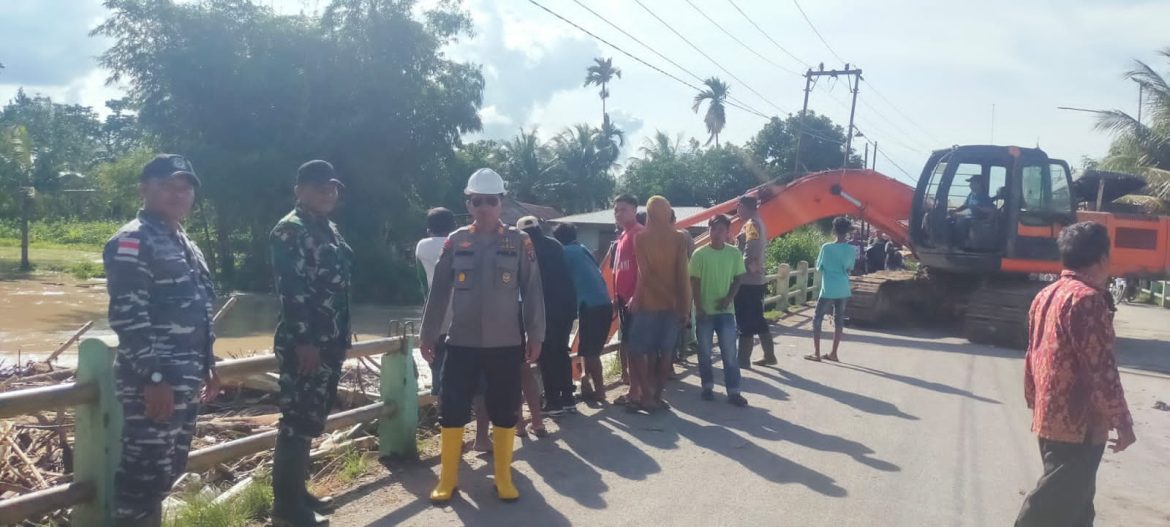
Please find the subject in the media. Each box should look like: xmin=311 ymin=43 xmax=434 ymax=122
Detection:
xmin=755 ymin=367 xmax=921 ymax=420
xmin=361 ymin=458 xmax=574 ymax=526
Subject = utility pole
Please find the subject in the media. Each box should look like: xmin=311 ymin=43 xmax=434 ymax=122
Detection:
xmin=842 ymin=65 xmax=862 ymax=168
xmin=872 ymin=141 xmax=878 ymax=171
xmin=794 ymin=64 xmax=863 ymax=174
xmin=863 ymin=143 xmax=869 ymax=169
xmin=792 ymin=64 xmax=817 ymax=175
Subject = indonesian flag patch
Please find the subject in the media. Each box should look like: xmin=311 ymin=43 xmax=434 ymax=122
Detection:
xmin=117 ymin=237 xmax=140 ymax=257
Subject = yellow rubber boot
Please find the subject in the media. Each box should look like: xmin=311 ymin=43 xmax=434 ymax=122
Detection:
xmin=492 ymin=426 xmax=519 ymax=502
xmin=430 ymin=427 xmax=463 ymax=503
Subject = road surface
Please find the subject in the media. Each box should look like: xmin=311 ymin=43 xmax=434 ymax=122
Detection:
xmin=329 ymin=304 xmax=1170 ymax=526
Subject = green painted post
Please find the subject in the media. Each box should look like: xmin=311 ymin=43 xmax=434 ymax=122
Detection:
xmin=379 ymin=336 xmax=419 ymax=459
xmin=72 ymin=337 xmax=121 ymax=527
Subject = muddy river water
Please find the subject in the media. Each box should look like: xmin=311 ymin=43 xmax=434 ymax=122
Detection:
xmin=0 ymin=277 xmax=422 ymax=367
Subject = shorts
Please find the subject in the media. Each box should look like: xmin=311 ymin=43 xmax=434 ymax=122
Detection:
xmin=734 ymin=284 xmax=769 ymax=335
xmin=616 ymin=298 xmax=633 ymax=344
xmin=627 ymin=310 xmax=681 ymax=355
xmin=814 ymin=297 xmax=848 ymax=327
xmin=578 ymin=303 xmax=613 ymax=358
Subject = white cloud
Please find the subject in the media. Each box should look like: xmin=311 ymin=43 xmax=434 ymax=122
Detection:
xmin=479 ymin=105 xmax=513 ymax=127
xmin=0 ymin=68 xmax=126 ymax=116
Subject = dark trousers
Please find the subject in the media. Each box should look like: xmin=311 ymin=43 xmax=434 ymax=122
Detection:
xmin=538 ymin=317 xmax=574 ymax=404
xmin=275 ymin=346 xmax=345 ymax=438
xmin=439 ymin=345 xmax=523 ymax=428
xmin=1015 ymin=437 xmax=1106 ymax=527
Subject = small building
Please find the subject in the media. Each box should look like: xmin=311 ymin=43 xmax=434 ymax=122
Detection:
xmin=552 ymin=206 xmax=709 ymax=258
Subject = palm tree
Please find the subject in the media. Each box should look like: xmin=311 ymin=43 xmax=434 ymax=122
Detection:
xmin=596 ymin=115 xmax=625 ymax=167
xmin=553 ymin=124 xmax=615 ymax=211
xmin=1093 ymin=48 xmax=1170 ymax=199
xmin=693 ymin=77 xmax=729 ymax=147
xmin=584 ymin=58 xmax=622 ymax=124
xmin=501 ymin=128 xmax=556 ymax=202
xmin=638 ymin=130 xmax=684 ymax=162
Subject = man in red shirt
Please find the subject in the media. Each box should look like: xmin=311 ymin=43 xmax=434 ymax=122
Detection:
xmin=1015 ymin=221 xmax=1136 ymax=527
xmin=604 ymin=194 xmax=644 ymax=406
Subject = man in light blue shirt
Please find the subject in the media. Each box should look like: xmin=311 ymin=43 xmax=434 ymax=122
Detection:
xmin=806 ymin=217 xmax=857 ymax=363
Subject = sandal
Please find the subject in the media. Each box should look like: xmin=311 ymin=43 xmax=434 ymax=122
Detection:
xmin=803 ymin=354 xmax=822 ymax=362
xmin=824 ymin=355 xmax=840 ymax=363
xmin=614 ymin=394 xmax=630 ymax=406
xmin=529 ymin=424 xmax=550 ymax=438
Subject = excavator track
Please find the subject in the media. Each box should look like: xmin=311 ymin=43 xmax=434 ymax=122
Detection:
xmin=847 ymin=270 xmax=931 ymax=326
xmin=963 ymin=281 xmax=1049 ymax=349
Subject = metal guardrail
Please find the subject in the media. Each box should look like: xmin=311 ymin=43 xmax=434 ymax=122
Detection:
xmin=0 ymin=334 xmax=418 ymax=526
xmin=763 ymin=261 xmax=821 ymax=310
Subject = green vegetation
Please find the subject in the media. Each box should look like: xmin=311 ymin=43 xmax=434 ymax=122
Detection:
xmin=336 ymin=446 xmax=376 ymax=485
xmin=1 ymin=0 xmax=862 ymax=300
xmin=163 ymin=475 xmax=273 ymax=527
xmin=1086 ymin=48 xmax=1169 ymax=203
xmin=766 ymin=226 xmax=830 ymax=272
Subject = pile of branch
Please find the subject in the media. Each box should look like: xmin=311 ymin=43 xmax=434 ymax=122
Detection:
xmin=0 ymin=414 xmax=74 ymax=500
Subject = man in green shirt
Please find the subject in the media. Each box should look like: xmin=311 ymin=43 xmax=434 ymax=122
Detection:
xmin=689 ymin=214 xmax=749 ymax=407
xmin=806 ymin=216 xmax=856 ymax=363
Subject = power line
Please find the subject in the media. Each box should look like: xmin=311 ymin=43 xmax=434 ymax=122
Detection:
xmin=726 ymin=0 xmax=810 ymax=68
xmin=683 ymin=0 xmax=801 ymax=77
xmin=861 ymin=79 xmax=939 ymax=141
xmin=791 ymin=0 xmax=846 ymax=64
xmin=567 ymin=0 xmax=770 ymax=119
xmin=525 ymin=0 xmax=770 ymax=120
xmin=633 ymin=0 xmax=789 ymax=115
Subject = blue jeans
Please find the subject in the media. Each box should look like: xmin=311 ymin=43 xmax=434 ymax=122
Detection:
xmin=696 ymin=313 xmax=741 ymax=394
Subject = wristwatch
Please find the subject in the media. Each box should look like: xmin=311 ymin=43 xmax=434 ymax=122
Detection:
xmin=149 ymin=372 xmax=164 ymax=384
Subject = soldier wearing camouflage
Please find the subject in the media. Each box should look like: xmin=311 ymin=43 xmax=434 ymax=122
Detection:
xmin=270 ymin=201 xmax=354 ymax=438
xmin=269 ymin=159 xmax=351 ymax=526
xmin=104 ymin=154 xmax=216 ymax=525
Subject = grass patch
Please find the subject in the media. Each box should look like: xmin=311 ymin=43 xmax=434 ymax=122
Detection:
xmin=163 ymin=474 xmax=273 ymax=527
xmin=336 ymin=446 xmax=375 ymax=485
xmin=764 ymin=310 xmax=782 ymax=321
xmin=0 ymin=243 xmax=103 ymax=279
xmin=603 ymin=352 xmax=622 ymax=379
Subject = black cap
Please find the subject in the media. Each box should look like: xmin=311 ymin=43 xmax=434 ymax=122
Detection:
xmin=141 ymin=154 xmax=200 ymax=188
xmin=297 ymin=160 xmax=344 ymax=188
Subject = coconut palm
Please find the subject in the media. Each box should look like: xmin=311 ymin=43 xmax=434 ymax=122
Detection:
xmin=638 ymin=130 xmax=685 ymax=162
xmin=596 ymin=115 xmax=625 ymax=167
xmin=501 ymin=128 xmax=556 ymax=202
xmin=1093 ymin=48 xmax=1170 ymax=199
xmin=584 ymin=57 xmax=621 ymax=124
xmin=693 ymin=77 xmax=729 ymax=147
xmin=553 ymin=124 xmax=615 ymax=211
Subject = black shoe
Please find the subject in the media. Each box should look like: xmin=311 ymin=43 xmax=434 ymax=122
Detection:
xmin=272 ymin=434 xmax=330 ymax=526
xmin=542 ymin=402 xmax=566 ymax=416
xmin=727 ymin=393 xmax=749 ymax=407
xmin=753 ymin=358 xmax=778 ymax=366
xmin=304 ymin=491 xmax=335 ymax=513
xmin=562 ymin=398 xmax=578 ymax=414
xmin=701 ymin=389 xmax=715 ymax=401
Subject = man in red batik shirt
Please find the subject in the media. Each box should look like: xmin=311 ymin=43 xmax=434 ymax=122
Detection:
xmin=1015 ymin=221 xmax=1136 ymax=527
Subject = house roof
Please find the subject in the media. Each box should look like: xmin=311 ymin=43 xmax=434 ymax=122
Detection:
xmin=501 ymin=198 xmax=564 ymax=226
xmin=552 ymin=206 xmax=709 ymax=227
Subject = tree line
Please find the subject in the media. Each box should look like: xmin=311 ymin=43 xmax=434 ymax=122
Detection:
xmin=0 ymin=0 xmax=859 ymax=302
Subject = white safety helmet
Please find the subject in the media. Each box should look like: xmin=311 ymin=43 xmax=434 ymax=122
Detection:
xmin=465 ymin=168 xmax=507 ymax=195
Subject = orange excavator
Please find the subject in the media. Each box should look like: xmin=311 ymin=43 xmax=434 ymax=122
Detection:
xmin=666 ymin=144 xmax=1170 ymax=348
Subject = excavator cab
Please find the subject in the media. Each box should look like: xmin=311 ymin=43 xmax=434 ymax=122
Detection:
xmin=911 ymin=145 xmax=1076 ymax=274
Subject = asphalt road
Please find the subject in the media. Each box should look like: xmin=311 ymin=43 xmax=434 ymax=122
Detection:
xmin=330 ymin=305 xmax=1170 ymax=527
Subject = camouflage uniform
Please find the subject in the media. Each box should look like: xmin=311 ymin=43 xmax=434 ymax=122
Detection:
xmin=104 ymin=209 xmax=215 ymax=520
xmin=270 ymin=206 xmax=354 ymax=438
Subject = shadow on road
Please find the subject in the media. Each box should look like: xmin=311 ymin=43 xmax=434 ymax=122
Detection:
xmin=829 ymin=362 xmax=1002 ymax=404
xmin=753 ymin=367 xmax=921 ymax=420
xmin=672 ymin=416 xmax=849 ymax=497
xmin=1114 ymin=337 xmax=1170 ymax=375
xmin=359 ymin=458 xmax=574 ymax=526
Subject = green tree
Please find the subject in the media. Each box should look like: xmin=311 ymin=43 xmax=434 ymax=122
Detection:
xmin=693 ymin=77 xmax=729 ymax=147
xmin=1092 ymin=48 xmax=1170 ymax=200
xmin=748 ymin=111 xmax=855 ymax=181
xmin=551 ymin=124 xmax=616 ymax=212
xmin=584 ymin=57 xmax=621 ymax=124
xmin=94 ymin=0 xmax=484 ymax=300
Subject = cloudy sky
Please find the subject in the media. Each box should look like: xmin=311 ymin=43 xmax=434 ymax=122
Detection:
xmin=2 ymin=0 xmax=1168 ymax=185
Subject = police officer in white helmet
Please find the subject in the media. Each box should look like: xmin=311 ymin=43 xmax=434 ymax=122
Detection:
xmin=420 ymin=168 xmax=546 ymax=503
